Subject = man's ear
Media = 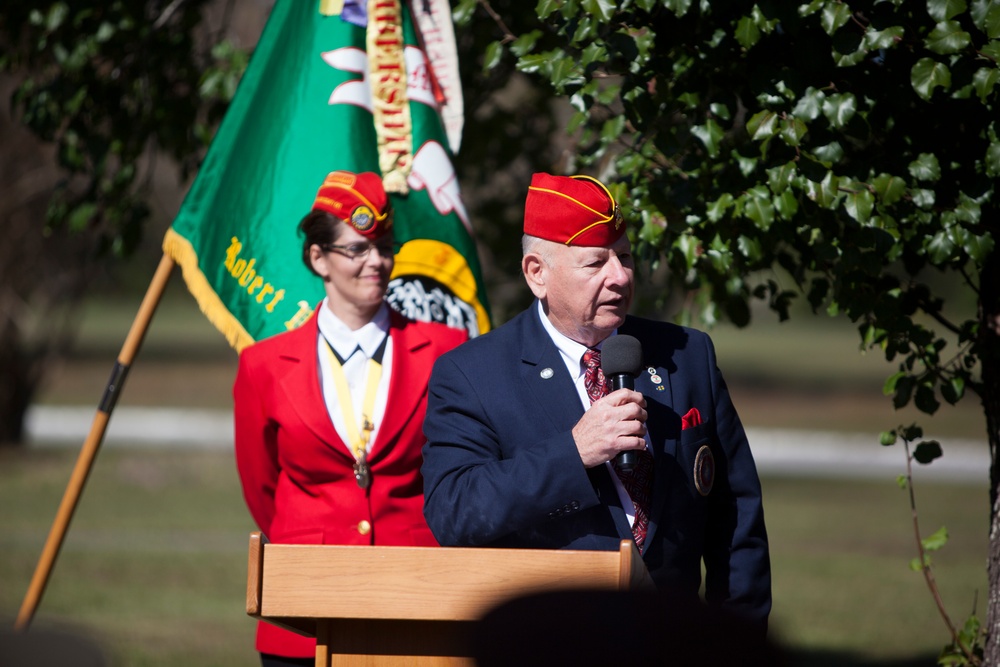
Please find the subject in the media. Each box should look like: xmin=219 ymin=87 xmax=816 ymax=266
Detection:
xmin=522 ymin=253 xmax=546 ymax=300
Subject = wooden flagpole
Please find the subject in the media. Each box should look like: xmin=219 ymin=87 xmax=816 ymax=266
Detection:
xmin=14 ymin=254 xmax=176 ymax=631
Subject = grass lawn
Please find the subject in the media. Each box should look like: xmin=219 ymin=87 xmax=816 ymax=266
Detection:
xmin=0 ymin=447 xmax=987 ymax=667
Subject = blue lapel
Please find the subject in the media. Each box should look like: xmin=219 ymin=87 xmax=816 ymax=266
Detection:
xmin=620 ymin=317 xmax=679 ymax=553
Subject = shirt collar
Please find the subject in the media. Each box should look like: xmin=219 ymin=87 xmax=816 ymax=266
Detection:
xmin=535 ymin=301 xmax=615 ymax=378
xmin=318 ymin=299 xmax=390 ymax=361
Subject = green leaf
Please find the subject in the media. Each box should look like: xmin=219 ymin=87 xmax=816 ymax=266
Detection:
xmin=780 ymin=117 xmax=808 ymax=146
xmin=791 ymin=87 xmax=825 ymax=120
xmin=638 ymin=218 xmax=664 ymax=245
xmin=799 ymin=0 xmax=825 ymax=17
xmin=883 ymin=371 xmax=906 ymax=396
xmin=821 ymin=2 xmax=852 ymax=35
xmin=914 ymin=440 xmax=944 ymax=464
xmin=915 ymin=384 xmax=941 ymax=414
xmin=676 ymin=234 xmax=700 ymax=271
xmin=921 ymin=525 xmax=948 ymax=551
xmin=581 ymin=0 xmax=616 ymax=21
xmin=973 ymin=66 xmax=1000 ymax=101
xmin=941 ymin=375 xmax=966 ymax=404
xmin=862 ymin=25 xmax=905 ymax=50
xmin=822 ymin=93 xmax=857 ymax=128
xmin=911 ymin=188 xmax=936 ymax=208
xmin=483 ymin=41 xmax=504 ymax=72
xmin=67 ymin=202 xmax=97 ymax=231
xmin=872 ymin=173 xmax=907 ymax=205
xmin=805 ymin=170 xmax=841 ymax=209
xmin=928 ymin=0 xmax=968 ymax=21
xmin=452 ymin=0 xmax=477 ymax=24
xmin=911 ymin=57 xmax=952 ymax=100
xmin=549 ymin=56 xmax=584 ymax=90
xmin=966 ymin=231 xmax=995 ymax=263
xmin=844 ymin=187 xmax=875 ymax=223
xmin=767 ymin=162 xmax=797 ymax=194
xmin=812 ymin=141 xmax=845 ymax=165
xmin=774 ymin=189 xmax=799 ymax=220
xmin=45 ymin=2 xmax=69 ymax=31
xmin=880 ymin=430 xmax=898 ymax=446
xmin=908 ymin=153 xmax=942 ymax=182
xmin=663 ymin=0 xmax=694 ymax=16
xmin=972 ymin=0 xmax=1000 ymax=37
xmin=536 ymin=0 xmax=561 ymax=20
xmin=743 ymin=187 xmax=775 ymax=230
xmin=706 ymin=193 xmax=734 ymax=222
xmin=517 ymin=53 xmax=550 ymax=75
xmin=747 ymin=110 xmax=779 ymax=141
xmin=691 ymin=118 xmax=724 ymax=157
xmin=511 ymin=31 xmax=543 ymax=57
xmin=601 ymin=115 xmax=626 ymax=143
xmin=735 ymin=16 xmax=762 ymax=49
xmin=892 ymin=375 xmax=915 ymax=409
xmin=987 ymin=139 xmax=1000 ymax=177
xmin=580 ymin=42 xmax=609 ymax=67
xmin=927 ymin=230 xmax=956 ymax=263
xmin=737 ymin=235 xmax=764 ymax=263
xmin=924 ymin=20 xmax=971 ymax=54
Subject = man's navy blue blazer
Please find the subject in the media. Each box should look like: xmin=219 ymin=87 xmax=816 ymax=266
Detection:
xmin=421 ymin=303 xmax=771 ymax=626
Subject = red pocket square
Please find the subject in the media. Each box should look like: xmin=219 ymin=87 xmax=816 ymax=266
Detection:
xmin=681 ymin=407 xmax=702 ymax=430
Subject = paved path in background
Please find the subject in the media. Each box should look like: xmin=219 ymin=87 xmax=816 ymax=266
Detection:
xmin=25 ymin=405 xmax=990 ymax=483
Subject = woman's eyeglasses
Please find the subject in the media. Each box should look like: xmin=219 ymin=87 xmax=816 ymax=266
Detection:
xmin=322 ymin=240 xmax=400 ymax=260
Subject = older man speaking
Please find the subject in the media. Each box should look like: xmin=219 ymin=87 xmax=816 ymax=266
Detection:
xmin=421 ymin=173 xmax=771 ymax=631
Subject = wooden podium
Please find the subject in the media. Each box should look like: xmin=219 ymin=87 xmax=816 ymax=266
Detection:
xmin=246 ymin=531 xmax=653 ymax=666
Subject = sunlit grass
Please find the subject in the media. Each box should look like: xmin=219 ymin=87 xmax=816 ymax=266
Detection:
xmin=0 ymin=448 xmax=986 ymax=666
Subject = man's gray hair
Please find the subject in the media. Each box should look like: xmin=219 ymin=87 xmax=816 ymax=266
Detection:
xmin=522 ymin=234 xmax=557 ymax=265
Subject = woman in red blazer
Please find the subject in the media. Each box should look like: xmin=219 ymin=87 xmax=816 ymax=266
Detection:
xmin=233 ymin=171 xmax=468 ymax=666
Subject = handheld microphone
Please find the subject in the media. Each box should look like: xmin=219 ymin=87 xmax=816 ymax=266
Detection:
xmin=600 ymin=334 xmax=643 ymax=472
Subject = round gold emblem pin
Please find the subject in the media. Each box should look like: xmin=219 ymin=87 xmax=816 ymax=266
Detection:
xmin=351 ymin=204 xmax=376 ymax=232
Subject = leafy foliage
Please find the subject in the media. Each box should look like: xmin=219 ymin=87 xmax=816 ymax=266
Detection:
xmin=0 ymin=0 xmax=245 ymax=257
xmin=0 ymin=1 xmax=248 ymax=444
xmin=469 ymin=0 xmax=998 ymax=439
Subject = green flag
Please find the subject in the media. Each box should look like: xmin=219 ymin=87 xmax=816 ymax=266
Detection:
xmin=164 ymin=0 xmax=490 ymax=352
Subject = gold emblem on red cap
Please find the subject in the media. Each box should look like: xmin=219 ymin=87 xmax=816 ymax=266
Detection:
xmin=350 ymin=204 xmax=377 ymax=232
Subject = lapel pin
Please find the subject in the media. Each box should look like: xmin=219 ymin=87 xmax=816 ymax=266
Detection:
xmin=540 ymin=367 xmax=554 ymax=379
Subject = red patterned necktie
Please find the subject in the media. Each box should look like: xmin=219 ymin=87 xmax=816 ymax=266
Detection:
xmin=582 ymin=347 xmax=654 ymax=550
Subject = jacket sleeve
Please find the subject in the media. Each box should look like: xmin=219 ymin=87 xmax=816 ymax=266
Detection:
xmin=699 ymin=333 xmax=772 ymax=628
xmin=233 ymin=350 xmax=280 ymax=537
xmin=421 ymin=353 xmax=599 ymax=546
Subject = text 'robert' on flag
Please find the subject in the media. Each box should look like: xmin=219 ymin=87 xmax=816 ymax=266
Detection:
xmin=163 ymin=0 xmax=490 ymax=353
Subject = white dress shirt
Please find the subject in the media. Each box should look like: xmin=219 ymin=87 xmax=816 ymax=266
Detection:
xmin=316 ymin=299 xmax=393 ymax=456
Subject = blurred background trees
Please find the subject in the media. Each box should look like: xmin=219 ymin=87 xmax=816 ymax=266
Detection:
xmin=0 ymin=1 xmax=252 ymax=444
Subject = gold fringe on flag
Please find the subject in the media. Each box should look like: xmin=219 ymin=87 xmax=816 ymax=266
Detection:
xmin=162 ymin=228 xmax=255 ymax=353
